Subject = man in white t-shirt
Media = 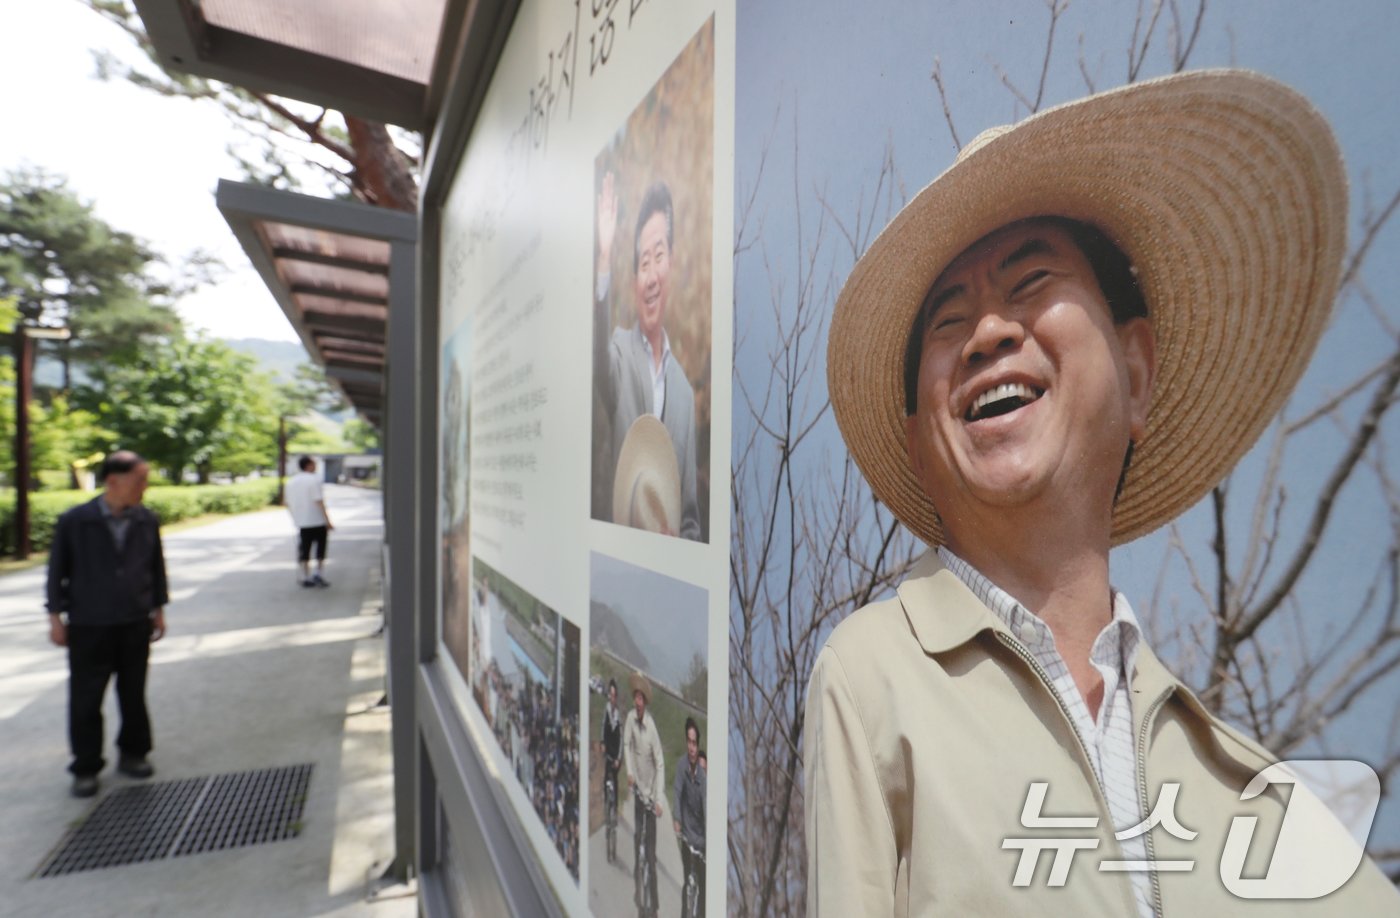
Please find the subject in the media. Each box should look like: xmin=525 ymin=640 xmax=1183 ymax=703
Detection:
xmin=285 ymin=455 xmax=333 ymax=588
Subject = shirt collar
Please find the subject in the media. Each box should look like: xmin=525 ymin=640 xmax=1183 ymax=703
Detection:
xmin=898 ymin=548 xmax=1146 ymax=658
xmin=99 ymin=495 xmax=132 ymax=520
xmin=934 ymin=545 xmax=1142 ymax=675
xmin=633 ymin=323 xmax=671 ymax=367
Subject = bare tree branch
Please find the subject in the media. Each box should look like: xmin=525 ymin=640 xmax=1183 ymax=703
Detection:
xmin=1167 ymin=0 xmax=1208 ymax=72
xmin=1235 ymin=352 xmax=1400 ymax=642
xmin=1340 ymin=186 xmax=1400 ymax=291
xmin=929 ymin=57 xmax=963 ymax=152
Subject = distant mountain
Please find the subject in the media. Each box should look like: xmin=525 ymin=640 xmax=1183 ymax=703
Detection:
xmin=591 ymin=600 xmax=651 ymax=673
xmin=590 ymin=557 xmax=707 ymax=689
xmin=223 ymin=337 xmax=308 ymax=383
xmin=26 ymin=338 xmax=306 ymax=390
xmin=224 ymin=337 xmax=355 ymax=424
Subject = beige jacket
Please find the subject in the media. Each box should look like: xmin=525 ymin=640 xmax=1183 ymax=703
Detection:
xmin=624 ymin=708 xmax=666 ymax=806
xmin=804 ymin=553 xmax=1399 ymax=916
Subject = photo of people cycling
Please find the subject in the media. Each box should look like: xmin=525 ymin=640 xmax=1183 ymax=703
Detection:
xmin=589 ymin=552 xmax=708 ymax=916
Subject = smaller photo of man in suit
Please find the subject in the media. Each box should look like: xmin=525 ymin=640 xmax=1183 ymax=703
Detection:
xmin=590 ymin=20 xmax=714 ymax=544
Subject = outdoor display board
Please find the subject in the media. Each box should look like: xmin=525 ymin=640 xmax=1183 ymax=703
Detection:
xmin=438 ymin=1 xmax=1400 ymax=914
xmin=439 ymin=2 xmax=733 ymax=912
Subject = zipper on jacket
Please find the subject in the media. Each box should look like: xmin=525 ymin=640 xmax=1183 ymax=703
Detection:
xmin=1135 ymin=687 xmax=1174 ymax=918
xmin=993 ymin=631 xmax=1137 ymax=914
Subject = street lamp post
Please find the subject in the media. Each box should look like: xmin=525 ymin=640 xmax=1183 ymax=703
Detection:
xmin=276 ymin=415 xmax=287 ymax=506
xmin=14 ymin=324 xmax=72 ymax=559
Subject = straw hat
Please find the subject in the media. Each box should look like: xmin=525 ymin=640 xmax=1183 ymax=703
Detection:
xmin=612 ymin=415 xmax=681 ymax=535
xmin=629 ymin=670 xmax=651 ymax=705
xmin=828 ymin=69 xmax=1347 ymax=546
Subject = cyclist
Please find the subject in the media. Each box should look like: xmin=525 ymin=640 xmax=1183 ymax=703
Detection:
xmin=623 ymin=671 xmax=664 ymax=917
xmin=673 ymin=717 xmax=706 ymax=917
xmin=602 ymin=678 xmax=623 ymax=861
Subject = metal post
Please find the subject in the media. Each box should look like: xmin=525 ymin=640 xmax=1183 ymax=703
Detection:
xmin=276 ymin=415 xmax=287 ymax=505
xmin=15 ymin=330 xmax=33 ymax=559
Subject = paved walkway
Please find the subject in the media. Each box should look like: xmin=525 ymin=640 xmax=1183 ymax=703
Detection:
xmin=0 ymin=485 xmax=415 ymax=918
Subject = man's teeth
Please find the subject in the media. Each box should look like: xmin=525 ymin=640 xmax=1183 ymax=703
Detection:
xmin=968 ymin=383 xmax=1042 ymax=420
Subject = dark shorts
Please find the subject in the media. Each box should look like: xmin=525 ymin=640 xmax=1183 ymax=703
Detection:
xmin=298 ymin=525 xmax=329 ymax=562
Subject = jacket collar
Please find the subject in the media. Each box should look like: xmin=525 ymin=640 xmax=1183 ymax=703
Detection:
xmin=896 ymin=550 xmax=1013 ymax=653
xmin=897 ymin=549 xmax=1187 ymax=699
xmin=80 ymin=495 xmax=147 ymax=523
xmin=74 ymin=496 xmax=109 ymax=521
xmin=897 ymin=550 xmax=1274 ymax=775
xmin=631 ymin=322 xmax=671 ymax=367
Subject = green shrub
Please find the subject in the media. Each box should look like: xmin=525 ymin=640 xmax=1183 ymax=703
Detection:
xmin=141 ymin=487 xmax=204 ymax=525
xmin=37 ymin=470 xmax=72 ymax=491
xmin=194 ymin=478 xmax=279 ymax=514
xmin=0 ymin=478 xmax=281 ymax=555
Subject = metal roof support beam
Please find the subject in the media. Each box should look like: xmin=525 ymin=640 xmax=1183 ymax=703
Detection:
xmin=299 ymin=313 xmax=387 ymax=337
xmin=270 ymin=247 xmax=391 ymax=275
xmin=288 ymin=285 xmax=388 ymax=307
xmin=131 ymin=0 xmax=432 ymax=129
xmin=216 ymin=179 xmax=414 ymax=426
xmin=324 ymin=365 xmax=383 ymax=387
xmin=218 ymin=180 xmax=416 ymax=243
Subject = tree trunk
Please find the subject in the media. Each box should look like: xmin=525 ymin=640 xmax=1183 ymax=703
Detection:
xmin=345 ymin=117 xmax=418 ymax=212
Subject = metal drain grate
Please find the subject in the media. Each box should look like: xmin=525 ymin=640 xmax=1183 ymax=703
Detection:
xmin=37 ymin=764 xmax=313 ymax=877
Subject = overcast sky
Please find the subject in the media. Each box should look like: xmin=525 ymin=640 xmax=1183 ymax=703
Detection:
xmin=0 ymin=1 xmax=300 ymax=342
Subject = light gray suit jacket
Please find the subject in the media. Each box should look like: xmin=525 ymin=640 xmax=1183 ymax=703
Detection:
xmin=594 ymin=285 xmax=701 ymax=540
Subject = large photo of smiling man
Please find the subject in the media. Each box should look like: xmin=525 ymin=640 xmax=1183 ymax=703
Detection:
xmin=805 ymin=71 xmax=1400 ymax=915
xmin=590 ymin=21 xmax=713 ymax=544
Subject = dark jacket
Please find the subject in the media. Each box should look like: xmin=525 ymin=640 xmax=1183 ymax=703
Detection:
xmin=601 ymin=703 xmax=622 ymax=773
xmin=673 ymin=758 xmax=706 ymax=852
xmin=45 ymin=497 xmax=169 ymax=625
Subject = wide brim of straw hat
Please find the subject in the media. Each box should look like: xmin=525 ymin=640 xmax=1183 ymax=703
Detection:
xmin=828 ymin=69 xmax=1347 ymax=547
xmin=612 ymin=415 xmax=682 ymax=534
xmin=629 ymin=671 xmax=651 ymax=704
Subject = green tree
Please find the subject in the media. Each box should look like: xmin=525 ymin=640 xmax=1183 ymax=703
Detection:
xmin=30 ymin=396 xmax=114 ymax=484
xmin=680 ymin=652 xmax=708 ymax=708
xmin=342 ymin=417 xmax=380 ymax=452
xmin=287 ymin=424 xmax=349 ymax=455
xmin=275 ymin=361 xmax=351 ymax=454
xmin=0 ymin=298 xmax=17 ymax=480
xmin=208 ymin=370 xmax=280 ymax=477
xmin=0 ymin=168 xmax=204 ymax=386
xmin=78 ymin=336 xmax=274 ymax=483
xmin=279 ymin=362 xmax=348 ymax=416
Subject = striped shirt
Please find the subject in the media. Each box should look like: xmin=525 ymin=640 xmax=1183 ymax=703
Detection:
xmin=938 ymin=547 xmax=1155 ymax=918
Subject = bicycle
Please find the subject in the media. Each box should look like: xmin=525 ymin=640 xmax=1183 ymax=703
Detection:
xmin=604 ymin=769 xmax=618 ymax=864
xmin=633 ymin=791 xmax=657 ymax=918
xmin=680 ymin=839 xmax=705 ymax=918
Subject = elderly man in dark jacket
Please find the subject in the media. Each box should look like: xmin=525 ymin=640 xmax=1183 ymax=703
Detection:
xmin=46 ymin=451 xmax=168 ymax=797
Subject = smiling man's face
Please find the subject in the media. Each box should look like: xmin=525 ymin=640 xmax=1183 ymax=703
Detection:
xmin=634 ymin=211 xmax=672 ymax=345
xmin=903 ymin=220 xmax=1154 ymax=544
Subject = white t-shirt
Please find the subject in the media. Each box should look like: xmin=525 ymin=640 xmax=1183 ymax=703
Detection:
xmin=286 ymin=471 xmax=328 ymax=528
